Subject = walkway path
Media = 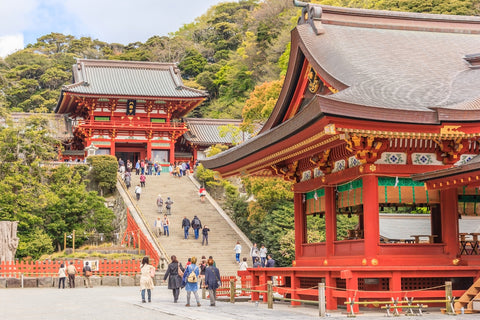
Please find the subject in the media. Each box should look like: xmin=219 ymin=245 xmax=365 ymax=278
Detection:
xmin=1 ymin=286 xmax=471 ymax=320
xmin=127 ymin=172 xmax=251 ymax=275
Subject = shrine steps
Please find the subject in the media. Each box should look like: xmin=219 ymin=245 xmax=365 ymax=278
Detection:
xmin=454 ymin=277 xmax=480 ymax=313
xmin=126 ymin=172 xmax=252 ymax=276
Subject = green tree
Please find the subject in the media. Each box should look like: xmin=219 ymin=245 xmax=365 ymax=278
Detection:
xmin=178 ymin=49 xmax=208 ymax=79
xmin=87 ymin=155 xmax=118 ymax=196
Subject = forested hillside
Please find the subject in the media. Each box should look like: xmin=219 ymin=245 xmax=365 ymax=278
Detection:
xmin=1 ymin=0 xmax=477 ymax=119
xmin=1 ymin=0 xmax=479 ymax=263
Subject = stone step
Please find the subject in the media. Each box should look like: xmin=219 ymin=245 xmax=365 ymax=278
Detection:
xmin=126 ymin=172 xmax=251 ymax=276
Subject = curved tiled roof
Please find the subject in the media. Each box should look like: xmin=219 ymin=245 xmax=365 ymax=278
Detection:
xmin=63 ymin=59 xmax=207 ymax=98
xmin=203 ymin=5 xmax=480 ymax=173
xmin=183 ymin=118 xmax=256 ymax=146
xmin=297 ymin=16 xmax=480 ymax=114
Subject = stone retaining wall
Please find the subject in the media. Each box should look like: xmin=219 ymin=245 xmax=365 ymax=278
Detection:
xmin=0 ymin=272 xmax=166 ymax=288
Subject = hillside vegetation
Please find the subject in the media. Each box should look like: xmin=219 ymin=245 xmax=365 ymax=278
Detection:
xmin=1 ymin=0 xmax=478 ymax=264
xmin=1 ymin=0 xmax=477 ymax=118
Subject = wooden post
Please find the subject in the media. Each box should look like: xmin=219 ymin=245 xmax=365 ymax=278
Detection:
xmin=230 ymin=279 xmax=235 ymax=303
xmin=445 ymin=281 xmax=453 ymax=314
xmin=72 ymin=230 xmax=75 ymax=254
xmin=319 ymin=282 xmax=326 ymax=317
xmin=267 ymin=280 xmax=273 ymax=309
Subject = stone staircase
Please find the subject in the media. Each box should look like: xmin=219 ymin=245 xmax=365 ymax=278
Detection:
xmin=127 ymin=172 xmax=252 ymax=276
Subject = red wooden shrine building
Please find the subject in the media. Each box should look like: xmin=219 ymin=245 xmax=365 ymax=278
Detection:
xmin=203 ymin=3 xmax=480 ymax=310
xmin=55 ymin=59 xmax=207 ymax=168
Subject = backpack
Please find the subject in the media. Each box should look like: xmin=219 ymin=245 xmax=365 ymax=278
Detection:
xmin=193 ymin=218 xmax=200 ymax=228
xmin=187 ymin=266 xmax=198 ymax=283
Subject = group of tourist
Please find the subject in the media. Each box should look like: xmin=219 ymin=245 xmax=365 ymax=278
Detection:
xmin=156 ymin=194 xmax=174 ymax=215
xmin=234 ymin=242 xmax=275 ymax=270
xmin=181 ymin=215 xmax=210 ymax=245
xmin=134 ymin=158 xmax=164 ymax=176
xmin=57 ymin=261 xmax=93 ymax=289
xmin=169 ymin=161 xmax=191 ymax=177
xmin=140 ymin=255 xmax=221 ymax=307
xmin=154 ymin=215 xmax=170 ymax=237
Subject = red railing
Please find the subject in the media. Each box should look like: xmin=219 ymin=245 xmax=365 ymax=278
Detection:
xmin=121 ymin=209 xmax=160 ymax=267
xmin=76 ymin=119 xmax=187 ymax=131
xmin=0 ymin=259 xmax=142 ymax=278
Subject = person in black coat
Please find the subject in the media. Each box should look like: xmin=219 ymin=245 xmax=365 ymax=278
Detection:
xmin=204 ymin=258 xmax=221 ymax=306
xmin=163 ymin=255 xmax=185 ymax=303
xmin=182 ymin=216 xmax=190 ymax=239
xmin=202 ymin=225 xmax=210 ymax=246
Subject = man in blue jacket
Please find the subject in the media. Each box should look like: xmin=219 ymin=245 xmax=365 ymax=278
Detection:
xmin=204 ymin=258 xmax=221 ymax=306
xmin=182 ymin=216 xmax=191 ymax=239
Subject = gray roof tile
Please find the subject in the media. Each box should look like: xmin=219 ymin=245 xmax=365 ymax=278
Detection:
xmin=63 ymin=59 xmax=207 ymax=98
xmin=298 ymin=23 xmax=480 ymax=112
xmin=183 ymin=118 xmax=255 ymax=146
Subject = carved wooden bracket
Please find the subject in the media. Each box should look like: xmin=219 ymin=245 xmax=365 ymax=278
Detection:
xmin=344 ymin=135 xmax=385 ymax=164
xmin=433 ymin=138 xmax=466 ymax=164
xmin=108 ymin=99 xmax=118 ymax=112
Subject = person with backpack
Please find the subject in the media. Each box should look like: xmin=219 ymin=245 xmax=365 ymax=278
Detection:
xmin=182 ymin=216 xmax=190 ymax=239
xmin=204 ymin=258 xmax=221 ymax=306
xmin=162 ymin=214 xmax=170 ymax=237
xmin=140 ymin=173 xmax=146 ymax=187
xmin=199 ymin=256 xmax=207 ymax=288
xmin=202 ymin=225 xmax=210 ymax=246
xmin=165 ymin=197 xmax=174 ymax=215
xmin=191 ymin=215 xmax=202 ymax=240
xmin=182 ymin=256 xmax=201 ymax=307
xmin=156 ymin=194 xmax=163 ymax=213
xmin=134 ymin=184 xmax=142 ymax=201
xmin=66 ymin=261 xmax=77 ymax=288
xmin=82 ymin=261 xmax=93 ymax=288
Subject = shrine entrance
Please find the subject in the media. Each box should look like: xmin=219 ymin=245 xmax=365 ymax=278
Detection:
xmin=115 ymin=143 xmax=145 ymax=164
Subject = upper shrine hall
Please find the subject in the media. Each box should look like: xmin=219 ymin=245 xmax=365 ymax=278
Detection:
xmin=55 ymin=59 xmax=208 ymax=168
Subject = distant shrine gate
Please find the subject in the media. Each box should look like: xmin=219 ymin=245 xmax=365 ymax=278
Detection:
xmin=55 ymin=59 xmax=207 ymax=167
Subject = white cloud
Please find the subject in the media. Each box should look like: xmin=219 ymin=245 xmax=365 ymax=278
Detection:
xmin=0 ymin=0 xmax=235 ymax=51
xmin=0 ymin=34 xmax=24 ymax=58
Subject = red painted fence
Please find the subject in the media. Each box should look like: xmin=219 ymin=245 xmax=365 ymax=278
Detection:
xmin=0 ymin=259 xmax=142 ymax=278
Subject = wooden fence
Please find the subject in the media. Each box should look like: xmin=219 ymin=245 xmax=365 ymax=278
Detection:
xmin=0 ymin=259 xmax=142 ymax=278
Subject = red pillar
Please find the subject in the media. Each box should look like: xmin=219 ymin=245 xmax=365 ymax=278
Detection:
xmin=346 ymin=274 xmax=359 ymax=313
xmin=146 ymin=140 xmax=152 ymax=160
xmin=294 ymin=193 xmax=305 ymax=259
xmin=260 ymin=273 xmax=268 ymax=302
xmin=110 ymin=141 xmax=115 ymax=156
xmin=440 ymin=188 xmax=459 ymax=256
xmin=363 ymin=175 xmax=379 ymax=258
xmin=325 ymin=272 xmax=337 ymax=310
xmin=169 ymin=138 xmax=175 ymax=164
xmin=325 ymin=186 xmax=336 ymax=257
xmin=251 ymin=274 xmax=260 ymax=301
xmin=291 ymin=272 xmax=301 ymax=306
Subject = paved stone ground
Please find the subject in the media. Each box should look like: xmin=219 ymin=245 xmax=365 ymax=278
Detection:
xmin=1 ymin=286 xmax=477 ymax=320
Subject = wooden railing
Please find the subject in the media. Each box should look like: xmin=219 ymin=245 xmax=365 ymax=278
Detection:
xmin=0 ymin=259 xmax=141 ymax=278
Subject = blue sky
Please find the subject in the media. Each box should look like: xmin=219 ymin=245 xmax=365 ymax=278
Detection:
xmin=0 ymin=0 xmax=234 ymax=57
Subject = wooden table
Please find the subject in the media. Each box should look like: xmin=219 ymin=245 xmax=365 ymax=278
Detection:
xmin=411 ymin=235 xmax=438 ymax=244
xmin=459 ymin=233 xmax=480 ymax=255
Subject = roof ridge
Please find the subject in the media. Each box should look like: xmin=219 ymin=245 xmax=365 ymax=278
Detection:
xmin=297 ymin=4 xmax=480 ymax=34
xmin=75 ymin=58 xmax=178 ymax=70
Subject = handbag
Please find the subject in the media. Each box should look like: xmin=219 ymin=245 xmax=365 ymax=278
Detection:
xmin=215 ymin=273 xmax=221 ymax=288
xmin=150 ymin=266 xmax=155 ymax=278
xmin=85 ymin=270 xmax=92 ymax=277
xmin=177 ymin=264 xmax=184 ymax=277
